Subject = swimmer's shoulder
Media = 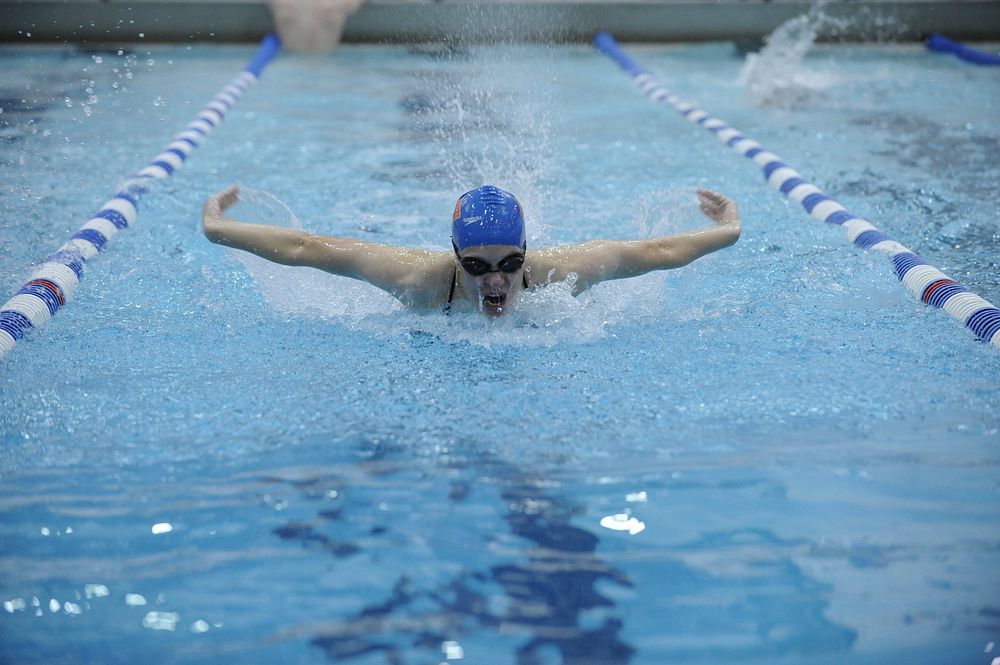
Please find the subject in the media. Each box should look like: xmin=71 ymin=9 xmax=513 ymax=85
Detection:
xmin=524 ymin=242 xmax=613 ymax=294
xmin=396 ymin=249 xmax=455 ymax=309
xmin=524 ymin=245 xmax=579 ymax=285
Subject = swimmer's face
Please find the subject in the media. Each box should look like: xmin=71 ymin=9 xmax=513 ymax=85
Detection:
xmin=456 ymin=244 xmax=526 ymax=317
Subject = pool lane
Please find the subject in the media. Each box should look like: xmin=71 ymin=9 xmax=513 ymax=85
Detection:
xmin=594 ymin=32 xmax=1000 ymax=351
xmin=0 ymin=34 xmax=282 ymax=363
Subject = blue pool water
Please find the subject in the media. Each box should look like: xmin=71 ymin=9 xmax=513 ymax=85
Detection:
xmin=1 ymin=33 xmax=999 ymax=665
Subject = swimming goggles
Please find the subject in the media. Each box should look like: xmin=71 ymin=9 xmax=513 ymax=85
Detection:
xmin=457 ymin=252 xmax=525 ymax=276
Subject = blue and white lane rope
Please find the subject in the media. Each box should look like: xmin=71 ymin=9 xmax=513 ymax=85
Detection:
xmin=0 ymin=34 xmax=282 ymax=362
xmin=594 ymin=32 xmax=1000 ymax=349
xmin=927 ymin=33 xmax=1000 ymax=67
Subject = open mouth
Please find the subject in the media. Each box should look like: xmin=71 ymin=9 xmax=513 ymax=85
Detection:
xmin=482 ymin=294 xmax=506 ymax=310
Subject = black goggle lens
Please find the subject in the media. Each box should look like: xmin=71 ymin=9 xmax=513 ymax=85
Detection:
xmin=460 ymin=254 xmax=524 ymax=276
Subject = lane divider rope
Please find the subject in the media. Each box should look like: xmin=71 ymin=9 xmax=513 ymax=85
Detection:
xmin=0 ymin=34 xmax=282 ymax=362
xmin=926 ymin=33 xmax=1000 ymax=66
xmin=593 ymin=32 xmax=1000 ymax=349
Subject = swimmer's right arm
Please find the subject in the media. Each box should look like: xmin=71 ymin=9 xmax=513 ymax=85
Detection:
xmin=202 ymin=185 xmax=453 ymax=307
xmin=202 ymin=185 xmax=310 ymax=260
xmin=202 ymin=185 xmax=385 ymax=275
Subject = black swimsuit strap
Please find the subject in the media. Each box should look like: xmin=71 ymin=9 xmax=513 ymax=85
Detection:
xmin=444 ymin=266 xmax=457 ymax=314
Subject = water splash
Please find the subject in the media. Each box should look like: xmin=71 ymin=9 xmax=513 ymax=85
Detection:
xmin=738 ymin=3 xmax=846 ymax=108
xmin=408 ymin=45 xmax=558 ymax=246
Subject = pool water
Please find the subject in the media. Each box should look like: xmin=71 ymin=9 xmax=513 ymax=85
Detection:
xmin=1 ymin=33 xmax=999 ymax=665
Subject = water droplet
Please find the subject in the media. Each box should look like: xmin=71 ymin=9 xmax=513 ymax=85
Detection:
xmin=442 ymin=640 xmax=464 ymax=659
xmin=84 ymin=585 xmax=109 ymax=599
xmin=142 ymin=611 xmax=179 ymax=631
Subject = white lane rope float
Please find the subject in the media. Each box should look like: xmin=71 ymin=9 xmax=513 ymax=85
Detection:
xmin=594 ymin=32 xmax=1000 ymax=350
xmin=0 ymin=34 xmax=282 ymax=362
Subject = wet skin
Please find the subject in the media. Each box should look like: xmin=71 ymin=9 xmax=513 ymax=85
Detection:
xmin=455 ymin=244 xmax=526 ymax=317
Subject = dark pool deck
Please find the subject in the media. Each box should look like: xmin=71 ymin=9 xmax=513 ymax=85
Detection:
xmin=1 ymin=0 xmax=999 ymax=44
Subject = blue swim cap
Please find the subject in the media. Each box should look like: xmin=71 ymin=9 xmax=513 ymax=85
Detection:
xmin=451 ymin=185 xmax=526 ymax=251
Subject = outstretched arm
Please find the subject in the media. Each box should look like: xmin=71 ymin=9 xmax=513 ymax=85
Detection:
xmin=526 ymin=189 xmax=741 ymax=294
xmin=202 ymin=185 xmax=453 ymax=307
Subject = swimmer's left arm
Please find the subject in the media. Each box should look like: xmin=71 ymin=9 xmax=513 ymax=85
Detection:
xmin=528 ymin=189 xmax=740 ymax=293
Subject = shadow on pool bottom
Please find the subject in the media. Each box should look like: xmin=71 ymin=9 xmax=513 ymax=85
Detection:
xmin=261 ymin=438 xmax=859 ymax=664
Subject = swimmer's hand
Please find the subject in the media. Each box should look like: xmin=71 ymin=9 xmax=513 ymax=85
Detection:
xmin=202 ymin=184 xmax=240 ymax=238
xmin=697 ymin=188 xmax=740 ymax=228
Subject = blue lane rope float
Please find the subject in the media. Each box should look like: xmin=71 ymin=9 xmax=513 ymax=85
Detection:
xmin=926 ymin=33 xmax=1000 ymax=66
xmin=0 ymin=34 xmax=282 ymax=362
xmin=593 ymin=32 xmax=1000 ymax=349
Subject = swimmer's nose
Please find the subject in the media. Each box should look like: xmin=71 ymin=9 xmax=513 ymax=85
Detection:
xmin=484 ymin=271 xmax=506 ymax=290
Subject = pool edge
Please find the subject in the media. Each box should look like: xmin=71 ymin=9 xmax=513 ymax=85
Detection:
xmin=2 ymin=0 xmax=999 ymax=45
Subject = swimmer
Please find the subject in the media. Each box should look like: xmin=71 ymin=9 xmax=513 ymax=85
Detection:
xmin=202 ymin=184 xmax=740 ymax=316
